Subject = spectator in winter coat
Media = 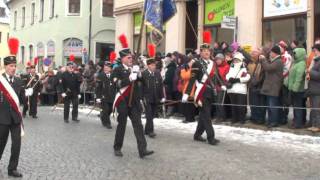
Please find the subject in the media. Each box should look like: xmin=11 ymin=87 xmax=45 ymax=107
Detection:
xmin=248 ymin=48 xmax=266 ymax=124
xmin=287 ymin=48 xmax=307 ymax=128
xmin=214 ymin=53 xmax=230 ymax=122
xmin=306 ymin=44 xmax=320 ymax=132
xmin=164 ymin=53 xmax=178 ymax=116
xmin=180 ymin=59 xmax=196 ymax=123
xmin=226 ymin=52 xmax=251 ymax=124
xmin=279 ymin=41 xmax=293 ymax=124
xmin=260 ymin=45 xmax=284 ymax=128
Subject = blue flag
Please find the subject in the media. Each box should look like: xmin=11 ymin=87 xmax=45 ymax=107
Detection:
xmin=144 ymin=0 xmax=176 ymax=44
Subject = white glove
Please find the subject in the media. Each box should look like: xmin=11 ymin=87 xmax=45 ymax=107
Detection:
xmin=96 ymin=98 xmax=101 ymax=103
xmin=78 ymin=94 xmax=81 ymax=99
xmin=160 ymin=98 xmax=166 ymax=103
xmin=182 ymin=94 xmax=189 ymax=103
xmin=61 ymin=93 xmax=67 ymax=98
xmin=25 ymin=88 xmax=34 ymax=97
xmin=132 ymin=65 xmax=140 ymax=73
xmin=221 ymin=86 xmax=227 ymax=91
xmin=129 ymin=73 xmax=138 ymax=81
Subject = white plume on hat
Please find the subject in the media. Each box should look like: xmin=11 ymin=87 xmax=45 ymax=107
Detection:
xmin=233 ymin=52 xmax=245 ymax=62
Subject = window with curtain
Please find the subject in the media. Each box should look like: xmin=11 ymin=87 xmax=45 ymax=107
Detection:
xmin=102 ymin=0 xmax=113 ymax=17
xmin=21 ymin=7 xmax=25 ymax=27
xmin=39 ymin=0 xmax=44 ymax=22
xmin=31 ymin=3 xmax=35 ymax=24
xmin=50 ymin=0 xmax=55 ymax=18
xmin=68 ymin=0 xmax=81 ymax=15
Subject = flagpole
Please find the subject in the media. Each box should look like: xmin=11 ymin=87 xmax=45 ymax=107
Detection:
xmin=129 ymin=3 xmax=146 ymax=107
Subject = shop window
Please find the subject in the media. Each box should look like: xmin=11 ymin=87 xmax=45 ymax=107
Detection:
xmin=263 ymin=16 xmax=307 ymax=46
xmin=102 ymin=0 xmax=113 ymax=17
xmin=204 ymin=27 xmax=234 ymax=46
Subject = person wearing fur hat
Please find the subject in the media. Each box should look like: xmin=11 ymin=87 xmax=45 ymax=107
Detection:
xmin=95 ymin=61 xmax=115 ymax=129
xmin=183 ymin=31 xmax=220 ymax=145
xmin=141 ymin=44 xmax=165 ymax=138
xmin=226 ymin=52 xmax=251 ymax=124
xmin=260 ymin=45 xmax=284 ymax=128
xmin=112 ymin=34 xmax=154 ymax=158
xmin=0 ymin=38 xmax=24 ymax=177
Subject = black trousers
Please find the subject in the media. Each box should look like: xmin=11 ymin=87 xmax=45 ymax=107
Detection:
xmin=215 ymin=91 xmax=227 ymax=120
xmin=145 ymin=102 xmax=157 ymax=134
xmin=23 ymin=95 xmax=38 ymax=116
xmin=0 ymin=123 xmax=21 ymax=171
xmin=228 ymin=93 xmax=247 ymax=123
xmin=182 ymin=103 xmax=196 ymax=122
xmin=100 ymin=100 xmax=112 ymax=126
xmin=64 ymin=95 xmax=79 ymax=120
xmin=194 ymin=98 xmax=215 ymax=141
xmin=114 ymin=102 xmax=147 ymax=152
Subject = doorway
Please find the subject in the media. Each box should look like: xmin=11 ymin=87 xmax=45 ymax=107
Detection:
xmin=95 ymin=42 xmax=115 ymax=63
xmin=185 ymin=0 xmax=198 ymax=54
xmin=315 ymin=0 xmax=320 ymax=39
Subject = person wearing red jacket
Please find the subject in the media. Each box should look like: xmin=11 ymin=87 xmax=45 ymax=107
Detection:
xmin=213 ymin=53 xmax=230 ymax=122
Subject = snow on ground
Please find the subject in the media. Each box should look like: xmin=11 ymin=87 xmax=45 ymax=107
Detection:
xmin=56 ymin=107 xmax=320 ymax=154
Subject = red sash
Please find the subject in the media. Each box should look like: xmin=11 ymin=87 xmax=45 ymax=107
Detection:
xmin=113 ymin=84 xmax=132 ymax=110
xmin=194 ymin=61 xmax=215 ymax=104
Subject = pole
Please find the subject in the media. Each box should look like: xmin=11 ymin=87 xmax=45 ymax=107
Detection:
xmin=129 ymin=5 xmax=146 ymax=107
xmin=88 ymin=0 xmax=93 ymax=64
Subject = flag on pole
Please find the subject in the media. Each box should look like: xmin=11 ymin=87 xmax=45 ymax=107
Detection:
xmin=144 ymin=0 xmax=177 ymax=45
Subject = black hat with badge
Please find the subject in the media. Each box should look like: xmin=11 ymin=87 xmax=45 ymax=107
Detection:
xmin=4 ymin=38 xmax=19 ymax=66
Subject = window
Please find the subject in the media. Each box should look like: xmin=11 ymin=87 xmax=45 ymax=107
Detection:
xmin=0 ymin=7 xmax=6 ymax=18
xmin=39 ymin=0 xmax=44 ymax=22
xmin=22 ymin=7 xmax=25 ymax=27
xmin=29 ymin=45 xmax=34 ymax=61
xmin=50 ymin=0 xmax=55 ymax=18
xmin=102 ymin=0 xmax=113 ymax=17
xmin=31 ymin=3 xmax=35 ymax=24
xmin=7 ymin=33 xmax=9 ymax=41
xmin=0 ymin=32 xmax=2 ymax=44
xmin=262 ymin=16 xmax=307 ymax=46
xmin=14 ymin=11 xmax=17 ymax=30
xmin=21 ymin=46 xmax=25 ymax=64
xmin=68 ymin=0 xmax=81 ymax=15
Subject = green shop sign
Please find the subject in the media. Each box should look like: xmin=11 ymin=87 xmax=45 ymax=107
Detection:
xmin=205 ymin=0 xmax=235 ymax=25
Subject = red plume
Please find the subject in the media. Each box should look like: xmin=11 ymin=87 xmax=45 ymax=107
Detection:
xmin=8 ymin=38 xmax=19 ymax=55
xmin=203 ymin=31 xmax=212 ymax=44
xmin=148 ymin=44 xmax=156 ymax=58
xmin=34 ymin=57 xmax=39 ymax=65
xmin=118 ymin=34 xmax=128 ymax=48
xmin=69 ymin=54 xmax=75 ymax=62
xmin=109 ymin=51 xmax=117 ymax=64
xmin=27 ymin=61 xmax=32 ymax=67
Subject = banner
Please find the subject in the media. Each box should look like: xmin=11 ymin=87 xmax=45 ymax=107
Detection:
xmin=264 ymin=0 xmax=307 ymax=18
xmin=205 ymin=0 xmax=235 ymax=25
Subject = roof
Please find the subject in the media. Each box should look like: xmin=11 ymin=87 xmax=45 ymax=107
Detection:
xmin=0 ymin=0 xmax=10 ymax=24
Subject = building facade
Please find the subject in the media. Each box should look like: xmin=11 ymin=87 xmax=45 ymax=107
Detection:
xmin=115 ymin=0 xmax=317 ymax=55
xmin=0 ymin=0 xmax=10 ymax=69
xmin=7 ymin=0 xmax=115 ymax=71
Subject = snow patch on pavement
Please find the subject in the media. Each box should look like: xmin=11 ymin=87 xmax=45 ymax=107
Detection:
xmin=59 ymin=107 xmax=320 ymax=154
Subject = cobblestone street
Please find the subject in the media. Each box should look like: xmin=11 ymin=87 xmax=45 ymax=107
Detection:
xmin=0 ymin=106 xmax=319 ymax=180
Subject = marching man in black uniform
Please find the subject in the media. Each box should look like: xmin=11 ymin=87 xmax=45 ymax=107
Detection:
xmin=182 ymin=31 xmax=220 ymax=145
xmin=95 ymin=61 xmax=115 ymax=129
xmin=141 ymin=44 xmax=165 ymax=138
xmin=112 ymin=34 xmax=154 ymax=158
xmin=60 ymin=61 xmax=82 ymax=123
xmin=21 ymin=66 xmax=31 ymax=118
xmin=0 ymin=38 xmax=24 ymax=177
xmin=22 ymin=65 xmax=42 ymax=119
